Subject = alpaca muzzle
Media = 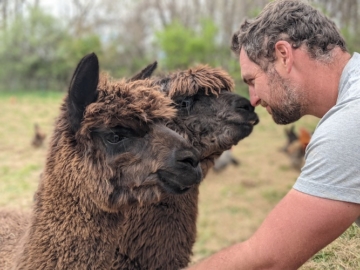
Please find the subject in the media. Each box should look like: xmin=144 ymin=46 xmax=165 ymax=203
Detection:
xmin=157 ymin=148 xmax=202 ymax=194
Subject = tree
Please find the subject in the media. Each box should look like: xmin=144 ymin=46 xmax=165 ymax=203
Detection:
xmin=155 ymin=18 xmax=220 ymax=70
xmin=0 ymin=6 xmax=102 ymax=91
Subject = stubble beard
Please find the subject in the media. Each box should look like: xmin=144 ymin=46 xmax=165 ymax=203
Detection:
xmin=267 ymin=68 xmax=304 ymax=125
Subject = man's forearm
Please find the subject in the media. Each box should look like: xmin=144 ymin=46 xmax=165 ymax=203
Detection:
xmin=187 ymin=241 xmax=273 ymax=270
xmin=186 ymin=190 xmax=360 ymax=270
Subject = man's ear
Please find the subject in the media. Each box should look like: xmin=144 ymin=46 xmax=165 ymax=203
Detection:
xmin=274 ymin=41 xmax=293 ymax=73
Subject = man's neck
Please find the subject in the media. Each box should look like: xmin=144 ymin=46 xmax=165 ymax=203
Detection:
xmin=304 ymin=48 xmax=351 ymax=118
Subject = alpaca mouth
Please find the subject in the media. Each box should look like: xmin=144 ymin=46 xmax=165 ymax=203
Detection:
xmin=157 ymin=170 xmax=193 ymax=194
xmin=249 ymin=119 xmax=259 ymax=125
xmin=227 ymin=114 xmax=259 ymax=128
xmin=220 ymin=120 xmax=258 ymax=146
xmin=230 ymin=121 xmax=255 ymax=132
xmin=239 ymin=117 xmax=259 ymax=126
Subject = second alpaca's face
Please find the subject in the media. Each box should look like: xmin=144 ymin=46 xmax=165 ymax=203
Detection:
xmin=130 ymin=63 xmax=259 ymax=176
xmin=170 ymin=90 xmax=258 ymax=174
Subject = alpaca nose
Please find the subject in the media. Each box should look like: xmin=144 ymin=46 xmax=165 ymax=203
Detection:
xmin=176 ymin=149 xmax=200 ymax=168
xmin=231 ymin=96 xmax=255 ymax=112
xmin=233 ymin=96 xmax=255 ymax=112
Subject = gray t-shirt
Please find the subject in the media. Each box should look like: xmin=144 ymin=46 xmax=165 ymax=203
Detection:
xmin=293 ymin=52 xmax=360 ymax=226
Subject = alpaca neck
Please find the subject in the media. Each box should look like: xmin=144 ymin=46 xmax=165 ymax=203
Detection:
xmin=14 ymin=150 xmax=123 ymax=269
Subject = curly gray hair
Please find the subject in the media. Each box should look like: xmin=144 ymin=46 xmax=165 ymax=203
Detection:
xmin=231 ymin=0 xmax=347 ymax=70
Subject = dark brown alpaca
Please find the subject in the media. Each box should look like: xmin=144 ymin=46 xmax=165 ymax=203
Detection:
xmin=31 ymin=123 xmax=46 ymax=148
xmin=0 ymin=53 xmax=203 ymax=269
xmin=112 ymin=63 xmax=259 ymax=269
xmin=0 ymin=209 xmax=29 ymax=269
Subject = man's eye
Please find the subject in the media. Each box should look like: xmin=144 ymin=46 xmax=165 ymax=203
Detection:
xmin=106 ymin=133 xmax=125 ymax=144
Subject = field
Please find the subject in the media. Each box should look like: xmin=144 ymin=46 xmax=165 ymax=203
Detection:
xmin=0 ymin=91 xmax=359 ymax=269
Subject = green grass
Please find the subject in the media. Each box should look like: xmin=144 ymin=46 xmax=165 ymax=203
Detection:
xmin=0 ymin=91 xmax=64 ymax=208
xmin=0 ymin=91 xmax=359 ymax=268
xmin=0 ymin=90 xmax=64 ymax=102
xmin=261 ymin=188 xmax=287 ymax=203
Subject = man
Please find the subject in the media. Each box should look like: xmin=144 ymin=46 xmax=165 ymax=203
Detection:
xmin=187 ymin=0 xmax=360 ymax=269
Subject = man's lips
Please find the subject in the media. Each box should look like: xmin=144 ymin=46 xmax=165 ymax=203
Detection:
xmin=260 ymin=100 xmax=268 ymax=107
xmin=261 ymin=100 xmax=272 ymax=114
xmin=266 ymin=106 xmax=272 ymax=114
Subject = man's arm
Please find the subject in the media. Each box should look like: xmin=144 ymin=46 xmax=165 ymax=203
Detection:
xmin=188 ymin=189 xmax=360 ymax=270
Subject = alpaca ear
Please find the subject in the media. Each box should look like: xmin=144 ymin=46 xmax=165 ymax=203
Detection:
xmin=128 ymin=61 xmax=157 ymax=82
xmin=67 ymin=53 xmax=99 ymax=133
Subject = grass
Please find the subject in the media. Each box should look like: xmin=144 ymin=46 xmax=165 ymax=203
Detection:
xmin=0 ymin=91 xmax=63 ymax=208
xmin=0 ymin=91 xmax=359 ymax=269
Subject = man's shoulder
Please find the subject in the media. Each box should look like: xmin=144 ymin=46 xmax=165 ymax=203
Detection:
xmin=339 ymin=52 xmax=360 ymax=100
xmin=316 ymin=96 xmax=360 ymax=137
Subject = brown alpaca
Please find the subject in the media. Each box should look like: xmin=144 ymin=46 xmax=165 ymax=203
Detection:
xmin=31 ymin=123 xmax=46 ymax=148
xmin=0 ymin=53 xmax=203 ymax=269
xmin=281 ymin=125 xmax=298 ymax=152
xmin=111 ymin=63 xmax=259 ymax=269
xmin=0 ymin=209 xmax=29 ymax=269
xmin=283 ymin=126 xmax=312 ymax=171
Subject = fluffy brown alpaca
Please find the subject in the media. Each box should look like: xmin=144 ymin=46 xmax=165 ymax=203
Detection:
xmin=283 ymin=126 xmax=312 ymax=171
xmin=112 ymin=63 xmax=259 ymax=269
xmin=0 ymin=53 xmax=203 ymax=269
xmin=0 ymin=209 xmax=29 ymax=269
xmin=31 ymin=123 xmax=46 ymax=148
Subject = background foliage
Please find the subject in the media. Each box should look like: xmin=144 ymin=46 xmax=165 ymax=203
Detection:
xmin=1 ymin=0 xmax=358 ymax=95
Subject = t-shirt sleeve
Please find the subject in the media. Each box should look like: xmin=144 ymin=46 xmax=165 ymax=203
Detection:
xmin=293 ymin=97 xmax=360 ymax=204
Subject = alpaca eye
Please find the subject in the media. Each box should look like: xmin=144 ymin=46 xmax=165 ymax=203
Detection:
xmin=181 ymin=99 xmax=193 ymax=108
xmin=181 ymin=100 xmax=190 ymax=108
xmin=106 ymin=133 xmax=125 ymax=144
xmin=179 ymin=97 xmax=193 ymax=109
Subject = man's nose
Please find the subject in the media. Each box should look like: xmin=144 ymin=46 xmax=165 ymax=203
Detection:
xmin=249 ymin=87 xmax=261 ymax=107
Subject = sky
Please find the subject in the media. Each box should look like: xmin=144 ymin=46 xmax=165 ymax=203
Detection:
xmin=39 ymin=0 xmax=72 ymax=17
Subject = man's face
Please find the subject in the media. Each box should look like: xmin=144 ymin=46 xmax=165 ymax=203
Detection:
xmin=239 ymin=49 xmax=304 ymax=125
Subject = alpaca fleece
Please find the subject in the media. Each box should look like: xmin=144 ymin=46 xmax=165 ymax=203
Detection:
xmin=112 ymin=64 xmax=259 ymax=269
xmin=0 ymin=53 xmax=202 ymax=269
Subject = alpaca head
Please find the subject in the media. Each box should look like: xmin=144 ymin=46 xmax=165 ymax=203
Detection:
xmin=130 ymin=63 xmax=259 ymax=175
xmin=51 ymin=53 xmax=202 ymax=212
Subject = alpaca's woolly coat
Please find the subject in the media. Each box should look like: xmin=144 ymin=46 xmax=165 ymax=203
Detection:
xmin=0 ymin=209 xmax=29 ymax=269
xmin=0 ymin=54 xmax=202 ymax=269
xmin=112 ymin=65 xmax=259 ymax=269
xmin=0 ymin=59 xmax=258 ymax=270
